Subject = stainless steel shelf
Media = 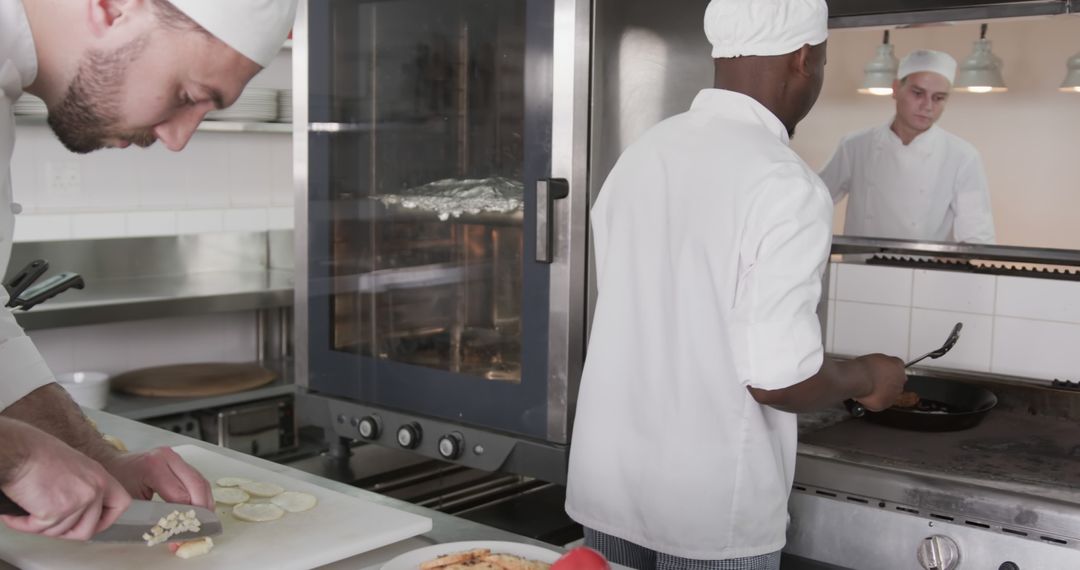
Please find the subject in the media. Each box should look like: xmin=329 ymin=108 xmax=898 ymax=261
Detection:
xmin=105 ymin=362 xmax=296 ymax=421
xmin=14 ymin=116 xmax=291 ymax=134
xmin=14 ymin=269 xmax=294 ymax=330
xmin=831 ymin=236 xmax=1080 ymax=267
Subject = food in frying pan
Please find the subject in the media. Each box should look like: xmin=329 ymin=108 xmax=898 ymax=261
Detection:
xmin=893 ymin=391 xmax=921 ymax=408
xmin=421 ymin=548 xmax=552 ymax=570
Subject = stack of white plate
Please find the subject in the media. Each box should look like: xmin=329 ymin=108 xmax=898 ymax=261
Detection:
xmin=277 ymin=90 xmax=293 ymax=123
xmin=13 ymin=94 xmax=47 ymax=116
xmin=206 ymin=87 xmax=278 ymax=122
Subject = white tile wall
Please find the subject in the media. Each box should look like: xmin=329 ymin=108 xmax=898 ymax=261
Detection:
xmin=9 ymin=127 xmax=291 ymax=237
xmin=912 ymin=270 xmax=996 ymax=315
xmin=228 ymin=140 xmax=274 ymax=207
xmin=270 ymin=138 xmax=294 ymax=207
xmin=833 ymin=300 xmax=911 ymax=357
xmin=224 ymin=208 xmax=269 ymax=232
xmin=29 ymin=312 xmax=257 ymax=377
xmin=12 ymin=214 xmax=72 ymax=242
xmin=11 ymin=208 xmax=292 ymax=242
xmin=825 ymin=295 xmax=836 ymax=353
xmin=996 ymin=276 xmax=1080 ymax=324
xmin=71 ymin=212 xmax=126 ymax=239
xmin=182 ymin=137 xmax=233 ymax=209
xmin=835 ymin=264 xmax=913 ymax=306
xmin=267 ymin=207 xmax=294 ymax=230
xmin=829 ymin=263 xmax=1080 ymax=381
xmin=828 ymin=262 xmax=837 ymax=300
xmin=991 ymin=317 xmax=1080 ymax=380
xmin=126 ymin=211 xmax=178 ymax=237
xmin=910 ymin=309 xmax=992 ymax=372
xmin=177 ymin=210 xmax=225 ymax=235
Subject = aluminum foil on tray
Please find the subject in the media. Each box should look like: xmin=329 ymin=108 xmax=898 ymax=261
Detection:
xmin=376 ymin=177 xmax=524 ymax=221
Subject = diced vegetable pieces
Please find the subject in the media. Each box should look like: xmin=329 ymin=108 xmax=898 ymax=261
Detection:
xmin=174 ymin=537 xmax=214 ymax=559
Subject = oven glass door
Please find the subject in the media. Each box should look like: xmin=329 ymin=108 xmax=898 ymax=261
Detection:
xmin=307 ymin=0 xmax=558 ymax=440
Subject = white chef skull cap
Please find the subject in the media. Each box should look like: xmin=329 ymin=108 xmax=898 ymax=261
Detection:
xmin=704 ymin=0 xmax=829 ymax=59
xmin=898 ymin=50 xmax=957 ymax=84
xmin=166 ymin=0 xmax=298 ymax=67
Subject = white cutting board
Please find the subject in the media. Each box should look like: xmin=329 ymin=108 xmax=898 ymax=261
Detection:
xmin=0 ymin=445 xmax=432 ymax=570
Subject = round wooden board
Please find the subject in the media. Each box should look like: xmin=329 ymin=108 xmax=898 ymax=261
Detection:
xmin=110 ymin=363 xmax=277 ymax=398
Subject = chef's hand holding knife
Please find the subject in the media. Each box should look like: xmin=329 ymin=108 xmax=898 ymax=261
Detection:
xmin=0 ymin=417 xmax=131 ymax=541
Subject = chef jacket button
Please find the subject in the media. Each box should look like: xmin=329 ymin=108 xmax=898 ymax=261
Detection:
xmin=10 ymin=202 xmax=21 ymax=215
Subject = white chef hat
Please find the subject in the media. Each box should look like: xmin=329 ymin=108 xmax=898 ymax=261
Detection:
xmin=898 ymin=50 xmax=957 ymax=84
xmin=167 ymin=0 xmax=298 ymax=67
xmin=704 ymin=0 xmax=829 ymax=59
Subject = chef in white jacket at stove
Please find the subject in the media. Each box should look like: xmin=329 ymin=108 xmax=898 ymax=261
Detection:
xmin=0 ymin=0 xmax=294 ymax=541
xmin=565 ymin=1 xmax=907 ymax=569
xmin=820 ymin=49 xmax=996 ymax=243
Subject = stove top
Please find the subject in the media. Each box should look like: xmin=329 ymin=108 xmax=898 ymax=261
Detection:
xmin=800 ymin=411 xmax=1080 ymax=493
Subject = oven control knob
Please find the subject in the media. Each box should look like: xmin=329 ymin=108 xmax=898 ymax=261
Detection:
xmin=438 ymin=432 xmax=465 ymax=460
xmin=917 ymin=535 xmax=960 ymax=570
xmin=357 ymin=416 xmax=381 ymax=440
xmin=397 ymin=423 xmax=422 ymax=449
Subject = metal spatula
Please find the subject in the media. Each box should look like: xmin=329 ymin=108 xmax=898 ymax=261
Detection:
xmin=845 ymin=322 xmax=963 ymax=418
xmin=905 ymin=322 xmax=963 ymax=368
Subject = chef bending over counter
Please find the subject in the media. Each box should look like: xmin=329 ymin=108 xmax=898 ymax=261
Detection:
xmin=0 ymin=0 xmax=295 ymax=541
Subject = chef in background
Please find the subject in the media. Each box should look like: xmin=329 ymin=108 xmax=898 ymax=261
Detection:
xmin=820 ymin=49 xmax=996 ymax=243
xmin=0 ymin=0 xmax=296 ymax=540
xmin=565 ymin=1 xmax=907 ymax=568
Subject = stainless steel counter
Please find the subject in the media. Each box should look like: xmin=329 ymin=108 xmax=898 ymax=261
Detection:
xmin=65 ymin=410 xmax=560 ymax=570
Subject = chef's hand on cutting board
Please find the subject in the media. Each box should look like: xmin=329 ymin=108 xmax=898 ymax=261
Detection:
xmin=0 ymin=418 xmax=131 ymax=540
xmin=852 ymin=354 xmax=907 ymax=412
xmin=102 ymin=447 xmax=214 ymax=510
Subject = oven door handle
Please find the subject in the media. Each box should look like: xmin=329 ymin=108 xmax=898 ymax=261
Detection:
xmin=535 ymin=178 xmax=569 ymax=264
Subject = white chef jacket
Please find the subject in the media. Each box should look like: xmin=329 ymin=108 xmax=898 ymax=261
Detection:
xmin=0 ymin=0 xmax=54 ymax=409
xmin=820 ymin=122 xmax=996 ymax=244
xmin=565 ymin=89 xmax=832 ymax=560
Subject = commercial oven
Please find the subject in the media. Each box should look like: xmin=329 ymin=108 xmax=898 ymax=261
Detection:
xmin=293 ymin=0 xmax=590 ymax=483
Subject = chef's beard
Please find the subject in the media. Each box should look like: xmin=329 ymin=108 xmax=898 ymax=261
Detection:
xmin=48 ymin=36 xmax=157 ymax=154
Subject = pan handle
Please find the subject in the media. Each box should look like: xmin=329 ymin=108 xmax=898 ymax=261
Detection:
xmin=844 ymin=399 xmax=867 ymax=418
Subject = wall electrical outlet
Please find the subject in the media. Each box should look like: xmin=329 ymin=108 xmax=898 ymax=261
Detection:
xmin=45 ymin=161 xmax=82 ymax=200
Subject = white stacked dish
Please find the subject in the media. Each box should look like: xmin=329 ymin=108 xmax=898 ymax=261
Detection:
xmin=56 ymin=371 xmax=111 ymax=410
xmin=277 ymin=90 xmax=293 ymax=123
xmin=13 ymin=94 xmax=47 ymax=116
xmin=206 ymin=87 xmax=278 ymax=122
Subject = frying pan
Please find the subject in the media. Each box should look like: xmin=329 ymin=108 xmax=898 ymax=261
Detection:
xmin=861 ymin=375 xmax=998 ymax=432
xmin=845 ymin=322 xmax=963 ymax=418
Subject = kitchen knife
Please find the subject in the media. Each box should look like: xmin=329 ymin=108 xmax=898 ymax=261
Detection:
xmin=0 ymin=492 xmax=221 ymax=543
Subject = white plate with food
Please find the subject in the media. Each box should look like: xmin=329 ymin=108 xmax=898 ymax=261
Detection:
xmin=382 ymin=540 xmax=561 ymax=570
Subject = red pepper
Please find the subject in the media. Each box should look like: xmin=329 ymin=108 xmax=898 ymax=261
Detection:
xmin=552 ymin=547 xmax=611 ymax=570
